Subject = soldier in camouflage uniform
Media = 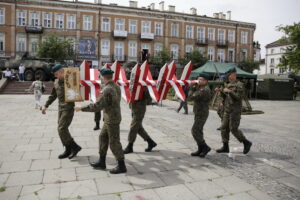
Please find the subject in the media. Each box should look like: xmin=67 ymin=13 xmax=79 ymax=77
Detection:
xmin=75 ymin=68 xmax=127 ymax=174
xmin=216 ymin=67 xmax=252 ymax=154
xmin=41 ymin=64 xmax=81 ymax=159
xmin=123 ymin=88 xmax=157 ymax=154
xmin=188 ymin=73 xmax=212 ymax=158
xmin=214 ymin=75 xmax=226 ymax=130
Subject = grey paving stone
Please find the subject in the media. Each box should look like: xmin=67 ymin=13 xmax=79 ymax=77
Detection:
xmin=186 ymin=180 xmax=228 ymax=199
xmin=60 ymin=180 xmax=98 ymax=199
xmin=43 ymin=168 xmax=76 ymax=184
xmin=30 ymin=159 xmax=60 ymax=170
xmin=277 ymin=176 xmax=300 ymax=192
xmin=0 ymin=152 xmax=24 ymax=162
xmin=0 ymin=173 xmax=9 ymax=186
xmin=155 ymin=170 xmax=194 ymax=186
xmin=19 ymin=183 xmax=60 ymax=200
xmin=283 ymin=167 xmax=300 ymax=178
xmin=5 ymin=171 xmax=43 ymax=187
xmin=0 ymin=186 xmax=22 ymax=200
xmin=120 ymin=189 xmax=161 ymax=200
xmin=210 ymin=192 xmax=256 ymax=200
xmin=213 ymin=176 xmax=256 ymax=194
xmin=256 ymin=165 xmax=291 ymax=179
xmin=95 ymin=176 xmax=133 ymax=195
xmin=184 ymin=166 xmax=220 ymax=181
xmin=247 ymin=189 xmax=274 ymax=200
xmin=14 ymin=144 xmax=40 ymax=152
xmin=154 ymin=184 xmax=199 ymax=200
xmin=127 ymin=173 xmax=165 ymax=190
xmin=0 ymin=160 xmax=31 ymax=173
xmin=75 ymin=166 xmax=109 ymax=181
xmin=22 ymin=151 xmax=50 ymax=160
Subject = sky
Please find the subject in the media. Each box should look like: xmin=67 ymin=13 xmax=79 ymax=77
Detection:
xmin=71 ymin=0 xmax=299 ymax=58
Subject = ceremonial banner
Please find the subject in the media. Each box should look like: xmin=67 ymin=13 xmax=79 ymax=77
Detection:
xmin=64 ymin=67 xmax=83 ymax=102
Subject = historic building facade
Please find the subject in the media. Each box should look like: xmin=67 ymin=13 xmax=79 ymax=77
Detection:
xmin=0 ymin=0 xmax=256 ymax=65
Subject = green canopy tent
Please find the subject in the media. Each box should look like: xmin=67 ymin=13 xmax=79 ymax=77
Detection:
xmin=190 ymin=62 xmax=257 ymax=79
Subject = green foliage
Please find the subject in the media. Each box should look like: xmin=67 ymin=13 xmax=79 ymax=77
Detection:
xmin=277 ymin=22 xmax=300 ymax=73
xmin=179 ymin=50 xmax=207 ymax=70
xmin=238 ymin=59 xmax=260 ymax=73
xmin=37 ymin=34 xmax=74 ymax=62
xmin=0 ymin=187 xmax=6 ymax=192
xmin=150 ymin=47 xmax=171 ymax=68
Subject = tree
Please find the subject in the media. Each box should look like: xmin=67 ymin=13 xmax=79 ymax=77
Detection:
xmin=179 ymin=50 xmax=207 ymax=69
xmin=238 ymin=59 xmax=260 ymax=73
xmin=277 ymin=22 xmax=300 ymax=73
xmin=150 ymin=47 xmax=171 ymax=68
xmin=37 ymin=34 xmax=74 ymax=62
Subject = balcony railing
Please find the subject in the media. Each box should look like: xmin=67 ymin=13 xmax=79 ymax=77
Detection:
xmin=196 ymin=38 xmax=208 ymax=45
xmin=25 ymin=25 xmax=43 ymax=34
xmin=113 ymin=30 xmax=128 ymax=38
xmin=217 ymin=40 xmax=229 ymax=47
xmin=141 ymin=33 xmax=154 ymax=40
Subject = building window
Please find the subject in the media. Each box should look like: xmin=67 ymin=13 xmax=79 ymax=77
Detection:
xmin=55 ymin=14 xmax=64 ymax=29
xmin=30 ymin=12 xmax=39 ymax=27
xmin=129 ymin=20 xmax=137 ymax=34
xmin=218 ymin=29 xmax=225 ymax=42
xmin=217 ymin=49 xmax=225 ymax=62
xmin=228 ymin=30 xmax=235 ymax=43
xmin=280 ymin=48 xmax=285 ymax=53
xmin=270 ymin=69 xmax=274 ymax=74
xmin=279 ymin=67 xmax=284 ymax=73
xmin=241 ymin=31 xmax=248 ymax=44
xmin=114 ymin=42 xmax=124 ymax=61
xmin=155 ymin=22 xmax=163 ymax=36
xmin=16 ymin=35 xmax=26 ymax=52
xmin=197 ymin=27 xmax=205 ymax=41
xmin=0 ymin=8 xmax=5 ymax=24
xmin=115 ymin=18 xmax=125 ymax=31
xmin=208 ymin=46 xmax=214 ymax=61
xmin=0 ymin=34 xmax=4 ymax=51
xmin=186 ymin=25 xmax=194 ymax=39
xmin=30 ymin=37 xmax=39 ymax=56
xmin=171 ymin=23 xmax=179 ymax=37
xmin=186 ymin=45 xmax=193 ymax=54
xmin=101 ymin=17 xmax=110 ymax=32
xmin=241 ymin=49 xmax=247 ymax=61
xmin=67 ymin=14 xmax=76 ymax=29
xmin=142 ymin=21 xmax=151 ymax=33
xmin=128 ymin=41 xmax=137 ymax=58
xmin=83 ymin=15 xmax=92 ymax=30
xmin=43 ymin=13 xmax=52 ymax=28
xmin=171 ymin=44 xmax=179 ymax=59
xmin=154 ymin=43 xmax=163 ymax=56
xmin=101 ymin=40 xmax=110 ymax=56
xmin=228 ymin=49 xmax=235 ymax=62
xmin=270 ymin=58 xmax=274 ymax=64
xmin=208 ymin=28 xmax=215 ymax=41
xmin=17 ymin=10 xmax=26 ymax=26
xmin=271 ymin=49 xmax=274 ymax=54
xmin=197 ymin=47 xmax=205 ymax=55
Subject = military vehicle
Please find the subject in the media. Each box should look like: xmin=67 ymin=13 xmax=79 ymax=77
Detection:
xmin=0 ymin=52 xmax=55 ymax=81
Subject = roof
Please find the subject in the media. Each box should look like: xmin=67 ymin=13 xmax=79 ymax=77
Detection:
xmin=190 ymin=62 xmax=257 ymax=79
xmin=265 ymin=39 xmax=291 ymax=48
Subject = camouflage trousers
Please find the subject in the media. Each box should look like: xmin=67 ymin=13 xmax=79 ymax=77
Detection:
xmin=191 ymin=112 xmax=209 ymax=144
xmin=220 ymin=110 xmax=246 ymax=143
xmin=128 ymin=114 xmax=150 ymax=143
xmin=57 ymin=110 xmax=74 ymax=146
xmin=217 ymin=104 xmax=224 ymax=120
xmin=94 ymin=111 xmax=101 ymax=123
xmin=99 ymin=123 xmax=124 ymax=161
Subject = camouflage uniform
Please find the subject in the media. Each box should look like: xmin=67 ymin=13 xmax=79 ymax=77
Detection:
xmin=188 ymin=84 xmax=211 ymax=143
xmin=95 ymin=111 xmax=101 ymax=123
xmin=81 ymin=81 xmax=124 ymax=161
xmin=45 ymin=79 xmax=75 ymax=146
xmin=128 ymin=89 xmax=152 ymax=143
xmin=220 ymin=81 xmax=246 ymax=143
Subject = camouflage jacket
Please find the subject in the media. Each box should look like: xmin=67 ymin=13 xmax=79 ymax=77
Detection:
xmin=188 ymin=84 xmax=211 ymax=115
xmin=221 ymin=81 xmax=244 ymax=111
xmin=45 ymin=79 xmax=74 ymax=111
xmin=81 ymin=81 xmax=121 ymax=125
xmin=129 ymin=88 xmax=152 ymax=118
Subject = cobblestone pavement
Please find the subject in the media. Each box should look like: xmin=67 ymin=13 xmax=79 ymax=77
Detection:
xmin=0 ymin=95 xmax=299 ymax=200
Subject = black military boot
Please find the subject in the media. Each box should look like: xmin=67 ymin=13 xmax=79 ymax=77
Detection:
xmin=243 ymin=139 xmax=252 ymax=154
xmin=68 ymin=141 xmax=82 ymax=159
xmin=90 ymin=156 xmax=106 ymax=170
xmin=191 ymin=142 xmax=202 ymax=156
xmin=123 ymin=143 xmax=134 ymax=154
xmin=199 ymin=142 xmax=211 ymax=158
xmin=93 ymin=122 xmax=100 ymax=131
xmin=145 ymin=138 xmax=157 ymax=152
xmin=58 ymin=145 xmax=71 ymax=159
xmin=216 ymin=142 xmax=229 ymax=153
xmin=110 ymin=160 xmax=127 ymax=174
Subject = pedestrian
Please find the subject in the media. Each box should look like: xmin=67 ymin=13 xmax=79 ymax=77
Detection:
xmin=216 ymin=67 xmax=252 ymax=154
xmin=75 ymin=68 xmax=127 ymax=174
xmin=177 ymin=85 xmax=189 ymax=114
xmin=123 ymin=87 xmax=157 ymax=154
xmin=293 ymin=81 xmax=299 ymax=100
xmin=41 ymin=64 xmax=82 ymax=159
xmin=29 ymin=75 xmax=45 ymax=109
xmin=4 ymin=68 xmax=12 ymax=80
xmin=188 ymin=73 xmax=212 ymax=158
xmin=19 ymin=63 xmax=25 ymax=81
xmin=94 ymin=111 xmax=101 ymax=130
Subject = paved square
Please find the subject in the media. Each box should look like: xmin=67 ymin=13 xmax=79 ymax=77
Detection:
xmin=0 ymin=95 xmax=299 ymax=199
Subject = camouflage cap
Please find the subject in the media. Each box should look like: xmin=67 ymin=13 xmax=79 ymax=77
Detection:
xmin=100 ymin=68 xmax=114 ymax=76
xmin=51 ymin=64 xmax=63 ymax=73
xmin=225 ymin=67 xmax=237 ymax=76
xmin=197 ymin=73 xmax=210 ymax=80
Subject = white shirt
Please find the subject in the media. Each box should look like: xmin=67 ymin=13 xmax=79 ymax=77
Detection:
xmin=19 ymin=65 xmax=25 ymax=74
xmin=5 ymin=71 xmax=12 ymax=77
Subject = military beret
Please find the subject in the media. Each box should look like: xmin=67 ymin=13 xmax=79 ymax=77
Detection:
xmin=100 ymin=68 xmax=114 ymax=76
xmin=197 ymin=73 xmax=210 ymax=80
xmin=225 ymin=67 xmax=237 ymax=76
xmin=51 ymin=64 xmax=63 ymax=73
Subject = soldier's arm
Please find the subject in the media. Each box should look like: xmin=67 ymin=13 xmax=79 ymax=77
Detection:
xmin=187 ymin=86 xmax=197 ymax=101
xmin=81 ymin=88 xmax=112 ymax=112
xmin=189 ymin=87 xmax=210 ymax=101
xmin=228 ymin=83 xmax=244 ymax=100
xmin=44 ymin=87 xmax=57 ymax=108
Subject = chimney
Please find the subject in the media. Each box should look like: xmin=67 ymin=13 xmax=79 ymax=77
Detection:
xmin=227 ymin=11 xmax=231 ymax=20
xmin=168 ymin=5 xmax=175 ymax=12
xmin=190 ymin=7 xmax=197 ymax=15
xmin=94 ymin=0 xmax=101 ymax=4
xmin=149 ymin=3 xmax=155 ymax=10
xmin=129 ymin=1 xmax=138 ymax=8
xmin=159 ymin=1 xmax=165 ymax=11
